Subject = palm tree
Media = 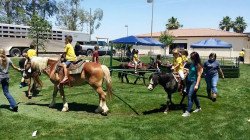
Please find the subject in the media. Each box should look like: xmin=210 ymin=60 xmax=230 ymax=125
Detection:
xmin=232 ymin=16 xmax=247 ymax=33
xmin=219 ymin=16 xmax=233 ymax=31
xmin=165 ymin=16 xmax=183 ymax=30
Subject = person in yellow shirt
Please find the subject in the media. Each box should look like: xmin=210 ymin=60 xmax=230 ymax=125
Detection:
xmin=27 ymin=44 xmax=37 ymax=59
xmin=59 ymin=35 xmax=77 ymax=83
xmin=171 ymin=49 xmax=185 ymax=92
xmin=133 ymin=50 xmax=140 ymax=73
xmin=239 ymin=49 xmax=245 ymax=64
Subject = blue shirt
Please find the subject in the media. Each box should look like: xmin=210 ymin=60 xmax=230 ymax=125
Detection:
xmin=204 ymin=60 xmax=220 ymax=76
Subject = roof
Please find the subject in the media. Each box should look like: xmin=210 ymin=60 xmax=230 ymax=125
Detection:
xmin=137 ymin=28 xmax=248 ymax=38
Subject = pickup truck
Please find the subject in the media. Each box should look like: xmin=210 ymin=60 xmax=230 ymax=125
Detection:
xmin=79 ymin=41 xmax=115 ymax=56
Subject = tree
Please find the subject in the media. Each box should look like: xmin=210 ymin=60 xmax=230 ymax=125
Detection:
xmin=159 ymin=31 xmax=174 ymax=55
xmin=165 ymin=16 xmax=183 ymax=30
xmin=56 ymin=0 xmax=87 ymax=31
xmin=232 ymin=16 xmax=247 ymax=33
xmin=219 ymin=16 xmax=233 ymax=31
xmin=26 ymin=0 xmax=58 ymax=19
xmin=87 ymin=8 xmax=103 ymax=36
xmin=0 ymin=0 xmax=29 ymax=24
xmin=28 ymin=14 xmax=52 ymax=55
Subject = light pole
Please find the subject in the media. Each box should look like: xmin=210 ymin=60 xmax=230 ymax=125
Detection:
xmin=147 ymin=0 xmax=154 ymax=55
xmin=125 ymin=25 xmax=128 ymax=36
xmin=124 ymin=25 xmax=128 ymax=59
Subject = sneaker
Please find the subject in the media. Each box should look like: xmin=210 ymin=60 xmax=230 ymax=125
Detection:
xmin=9 ymin=106 xmax=18 ymax=112
xmin=182 ymin=111 xmax=190 ymax=117
xmin=193 ymin=108 xmax=201 ymax=113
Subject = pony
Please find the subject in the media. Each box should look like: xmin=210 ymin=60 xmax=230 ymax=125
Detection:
xmin=26 ymin=57 xmax=112 ymax=115
xmin=147 ymin=72 xmax=186 ymax=113
xmin=19 ymin=57 xmax=43 ymax=98
xmin=118 ymin=62 xmax=155 ymax=85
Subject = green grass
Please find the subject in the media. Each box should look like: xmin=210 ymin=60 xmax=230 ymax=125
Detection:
xmin=0 ymin=57 xmax=249 ymax=140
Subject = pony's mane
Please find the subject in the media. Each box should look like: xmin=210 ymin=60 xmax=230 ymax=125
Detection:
xmin=30 ymin=57 xmax=50 ymax=71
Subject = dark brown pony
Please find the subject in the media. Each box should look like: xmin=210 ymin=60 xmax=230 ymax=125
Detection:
xmin=27 ymin=57 xmax=112 ymax=115
xmin=118 ymin=62 xmax=154 ymax=85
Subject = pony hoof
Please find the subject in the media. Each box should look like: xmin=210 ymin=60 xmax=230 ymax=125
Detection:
xmin=28 ymin=95 xmax=32 ymax=99
xmin=95 ymin=107 xmax=103 ymax=113
xmin=101 ymin=112 xmax=108 ymax=116
xmin=61 ymin=108 xmax=69 ymax=112
xmin=163 ymin=111 xmax=168 ymax=114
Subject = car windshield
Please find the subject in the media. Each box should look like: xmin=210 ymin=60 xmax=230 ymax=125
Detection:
xmin=97 ymin=41 xmax=107 ymax=46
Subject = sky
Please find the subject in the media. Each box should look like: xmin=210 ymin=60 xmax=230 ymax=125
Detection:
xmin=54 ymin=0 xmax=250 ymax=40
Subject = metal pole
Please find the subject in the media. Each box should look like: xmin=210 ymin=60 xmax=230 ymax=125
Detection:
xmin=150 ymin=0 xmax=154 ymax=55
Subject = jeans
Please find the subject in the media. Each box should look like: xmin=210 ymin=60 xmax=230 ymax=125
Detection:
xmin=1 ymin=78 xmax=17 ymax=108
xmin=186 ymin=80 xmax=200 ymax=112
xmin=205 ymin=73 xmax=219 ymax=95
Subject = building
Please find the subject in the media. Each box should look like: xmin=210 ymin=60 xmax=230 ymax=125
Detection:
xmin=138 ymin=28 xmax=250 ymax=57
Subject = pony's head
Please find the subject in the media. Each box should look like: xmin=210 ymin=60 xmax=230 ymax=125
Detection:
xmin=148 ymin=73 xmax=159 ymax=91
xmin=23 ymin=57 xmax=50 ymax=87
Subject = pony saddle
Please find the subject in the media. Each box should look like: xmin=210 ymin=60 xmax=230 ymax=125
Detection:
xmin=127 ymin=62 xmax=142 ymax=68
xmin=67 ymin=60 xmax=87 ymax=74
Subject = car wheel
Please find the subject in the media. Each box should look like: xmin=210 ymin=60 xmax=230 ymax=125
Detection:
xmin=87 ymin=50 xmax=93 ymax=56
xmin=22 ymin=48 xmax=29 ymax=56
xmin=10 ymin=48 xmax=21 ymax=57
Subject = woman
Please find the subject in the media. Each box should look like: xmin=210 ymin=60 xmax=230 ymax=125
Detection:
xmin=0 ymin=48 xmax=21 ymax=112
xmin=182 ymin=52 xmax=203 ymax=117
xmin=204 ymin=53 xmax=224 ymax=102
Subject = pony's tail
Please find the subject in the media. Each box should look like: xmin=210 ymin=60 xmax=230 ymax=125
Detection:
xmin=101 ymin=65 xmax=112 ymax=99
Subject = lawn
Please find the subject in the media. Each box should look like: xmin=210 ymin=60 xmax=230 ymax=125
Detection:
xmin=0 ymin=56 xmax=249 ymax=140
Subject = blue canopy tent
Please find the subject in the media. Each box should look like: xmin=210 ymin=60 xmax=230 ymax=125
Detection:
xmin=190 ymin=38 xmax=232 ymax=48
xmin=142 ymin=37 xmax=163 ymax=46
xmin=111 ymin=35 xmax=151 ymax=45
xmin=191 ymin=38 xmax=233 ymax=58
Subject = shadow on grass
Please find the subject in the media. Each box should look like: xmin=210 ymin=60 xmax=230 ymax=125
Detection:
xmin=143 ymin=104 xmax=187 ymax=115
xmin=24 ymin=102 xmax=98 ymax=113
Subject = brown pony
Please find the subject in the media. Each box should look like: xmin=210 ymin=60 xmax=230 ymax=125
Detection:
xmin=27 ymin=57 xmax=112 ymax=115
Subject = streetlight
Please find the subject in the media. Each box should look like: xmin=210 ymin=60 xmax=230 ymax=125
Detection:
xmin=124 ymin=25 xmax=128 ymax=59
xmin=147 ymin=0 xmax=154 ymax=55
xmin=125 ymin=25 xmax=128 ymax=36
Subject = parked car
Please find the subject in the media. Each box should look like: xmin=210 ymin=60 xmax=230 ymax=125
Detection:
xmin=78 ymin=41 xmax=115 ymax=56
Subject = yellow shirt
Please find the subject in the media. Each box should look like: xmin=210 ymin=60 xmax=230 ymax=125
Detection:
xmin=182 ymin=55 xmax=188 ymax=62
xmin=173 ymin=56 xmax=184 ymax=72
xmin=27 ymin=49 xmax=37 ymax=59
xmin=65 ymin=43 xmax=77 ymax=61
xmin=133 ymin=54 xmax=139 ymax=61
xmin=239 ymin=51 xmax=245 ymax=57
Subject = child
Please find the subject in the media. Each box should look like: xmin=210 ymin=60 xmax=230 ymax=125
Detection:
xmin=19 ymin=53 xmax=28 ymax=88
xmin=27 ymin=43 xmax=37 ymax=60
xmin=180 ymin=49 xmax=188 ymax=67
xmin=0 ymin=48 xmax=22 ymax=112
xmin=58 ymin=35 xmax=77 ymax=84
xmin=171 ymin=49 xmax=185 ymax=92
xmin=133 ymin=50 xmax=140 ymax=73
xmin=92 ymin=45 xmax=99 ymax=63
xmin=155 ymin=54 xmax=162 ymax=73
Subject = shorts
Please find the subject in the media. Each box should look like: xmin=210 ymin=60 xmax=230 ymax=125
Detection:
xmin=64 ymin=61 xmax=72 ymax=68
